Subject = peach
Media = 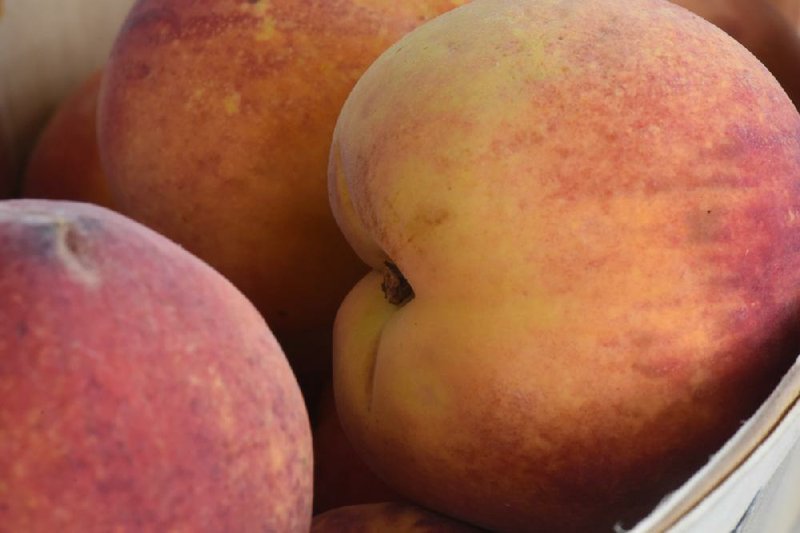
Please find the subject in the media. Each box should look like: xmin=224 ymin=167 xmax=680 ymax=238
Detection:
xmin=0 ymin=199 xmax=312 ymax=532
xmin=22 ymin=70 xmax=114 ymax=208
xmin=329 ymin=0 xmax=800 ymax=530
xmin=97 ymin=0 xmax=467 ymax=396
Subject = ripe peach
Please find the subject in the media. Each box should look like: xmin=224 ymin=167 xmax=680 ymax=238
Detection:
xmin=97 ymin=0 xmax=467 ymax=395
xmin=329 ymin=0 xmax=800 ymax=530
xmin=0 ymin=199 xmax=312 ymax=532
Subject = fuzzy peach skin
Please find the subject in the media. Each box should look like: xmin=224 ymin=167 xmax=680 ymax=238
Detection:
xmin=22 ymin=70 xmax=114 ymax=208
xmin=0 ymin=199 xmax=312 ymax=532
xmin=671 ymin=0 xmax=800 ymax=109
xmin=97 ymin=0 xmax=467 ymax=396
xmin=311 ymin=502 xmax=485 ymax=533
xmin=328 ymin=0 xmax=800 ymax=531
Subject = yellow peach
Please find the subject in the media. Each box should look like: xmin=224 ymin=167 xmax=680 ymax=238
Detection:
xmin=329 ymin=0 xmax=800 ymax=530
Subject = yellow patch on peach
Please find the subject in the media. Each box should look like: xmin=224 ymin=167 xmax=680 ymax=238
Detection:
xmin=223 ymin=92 xmax=241 ymax=115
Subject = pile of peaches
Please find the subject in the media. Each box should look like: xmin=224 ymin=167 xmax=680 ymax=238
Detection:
xmin=4 ymin=0 xmax=800 ymax=531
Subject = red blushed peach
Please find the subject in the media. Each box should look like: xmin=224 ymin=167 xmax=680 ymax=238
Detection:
xmin=0 ymin=199 xmax=312 ymax=532
xmin=311 ymin=502 xmax=485 ymax=532
xmin=328 ymin=0 xmax=800 ymax=531
xmin=22 ymin=69 xmax=114 ymax=208
xmin=97 ymin=0 xmax=468 ymax=399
